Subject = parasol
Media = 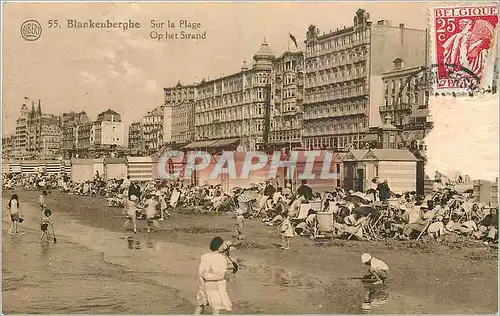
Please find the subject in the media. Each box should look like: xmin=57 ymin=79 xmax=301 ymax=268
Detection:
xmin=237 ymin=189 xmax=260 ymax=203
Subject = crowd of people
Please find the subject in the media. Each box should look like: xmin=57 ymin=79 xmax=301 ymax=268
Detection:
xmin=3 ymin=171 xmax=498 ymax=314
xmin=3 ymin=172 xmax=499 ymax=246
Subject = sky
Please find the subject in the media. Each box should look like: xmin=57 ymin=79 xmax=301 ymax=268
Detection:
xmin=2 ymin=1 xmax=434 ymax=139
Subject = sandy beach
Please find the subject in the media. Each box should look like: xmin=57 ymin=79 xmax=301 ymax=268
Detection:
xmin=2 ymin=191 xmax=498 ymax=314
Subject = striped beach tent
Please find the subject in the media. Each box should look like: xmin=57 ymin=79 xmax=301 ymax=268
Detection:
xmin=9 ymin=161 xmax=22 ymax=173
xmin=61 ymin=160 xmax=72 ymax=174
xmin=127 ymin=156 xmax=153 ymax=181
xmin=2 ymin=161 xmax=10 ymax=173
xmin=46 ymin=160 xmax=62 ymax=174
xmin=21 ymin=160 xmax=46 ymax=174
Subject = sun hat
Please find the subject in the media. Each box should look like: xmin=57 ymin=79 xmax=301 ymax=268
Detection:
xmin=361 ymin=253 xmax=372 ymax=264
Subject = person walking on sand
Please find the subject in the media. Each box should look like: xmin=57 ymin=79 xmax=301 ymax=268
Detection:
xmin=7 ymin=194 xmax=22 ymax=234
xmin=235 ymin=207 xmax=245 ymax=242
xmin=144 ymin=194 xmax=159 ymax=233
xmin=280 ymin=211 xmax=294 ymax=250
xmin=361 ymin=253 xmax=389 ymax=285
xmin=39 ymin=209 xmax=54 ymax=243
xmin=125 ymin=195 xmax=139 ymax=233
xmin=195 ymin=236 xmax=233 ymax=315
xmin=38 ymin=190 xmax=47 ymax=214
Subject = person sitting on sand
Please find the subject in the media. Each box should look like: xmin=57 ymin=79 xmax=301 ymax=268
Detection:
xmin=195 ymin=236 xmax=233 ymax=315
xmin=361 ymin=253 xmax=389 ymax=285
xmin=475 ymin=208 xmax=498 ymax=242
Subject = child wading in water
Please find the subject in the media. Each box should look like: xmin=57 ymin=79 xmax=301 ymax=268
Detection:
xmin=280 ymin=211 xmax=294 ymax=250
xmin=40 ymin=209 xmax=54 ymax=242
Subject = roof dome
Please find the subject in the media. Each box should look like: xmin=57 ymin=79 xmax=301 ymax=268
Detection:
xmin=253 ymin=39 xmax=275 ymax=61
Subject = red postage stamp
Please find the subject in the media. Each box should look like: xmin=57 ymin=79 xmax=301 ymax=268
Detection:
xmin=431 ymin=4 xmax=499 ymax=92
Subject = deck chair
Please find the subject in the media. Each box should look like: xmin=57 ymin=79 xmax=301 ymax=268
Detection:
xmin=347 ymin=214 xmax=373 ymax=241
xmin=170 ymin=190 xmax=180 ymax=209
xmin=309 ymin=201 xmax=322 ymax=212
xmin=291 ymin=203 xmax=311 ymax=225
xmin=314 ymin=212 xmax=334 ymax=240
xmin=416 ymin=219 xmax=432 ymax=241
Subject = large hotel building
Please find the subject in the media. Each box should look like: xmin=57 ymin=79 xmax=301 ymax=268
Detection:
xmin=303 ymin=9 xmax=426 ymax=150
xmin=157 ymin=9 xmax=428 ymax=152
xmin=163 ymin=41 xmax=305 ymax=151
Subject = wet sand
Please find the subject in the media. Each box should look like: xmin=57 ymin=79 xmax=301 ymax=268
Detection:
xmin=2 ymin=191 xmax=498 ymax=314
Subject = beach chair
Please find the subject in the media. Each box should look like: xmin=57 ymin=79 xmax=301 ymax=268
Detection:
xmin=347 ymin=214 xmax=373 ymax=241
xmin=291 ymin=204 xmax=310 ymax=225
xmin=314 ymin=212 xmax=334 ymax=241
xmin=309 ymin=201 xmax=323 ymax=212
xmin=416 ymin=219 xmax=432 ymax=241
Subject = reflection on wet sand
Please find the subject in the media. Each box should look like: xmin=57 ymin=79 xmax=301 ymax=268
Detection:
xmin=361 ymin=283 xmax=390 ymax=313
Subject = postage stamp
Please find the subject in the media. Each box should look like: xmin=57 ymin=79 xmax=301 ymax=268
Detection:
xmin=430 ymin=4 xmax=499 ymax=93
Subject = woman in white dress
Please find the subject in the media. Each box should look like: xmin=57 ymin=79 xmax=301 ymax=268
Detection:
xmin=7 ymin=194 xmax=22 ymax=234
xmin=124 ymin=195 xmax=138 ymax=233
xmin=195 ymin=236 xmax=233 ymax=315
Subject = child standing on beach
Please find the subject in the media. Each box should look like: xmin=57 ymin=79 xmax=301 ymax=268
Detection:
xmin=145 ymin=194 xmax=159 ymax=233
xmin=40 ymin=209 xmax=53 ymax=243
xmin=280 ymin=212 xmax=294 ymax=250
xmin=235 ymin=207 xmax=245 ymax=242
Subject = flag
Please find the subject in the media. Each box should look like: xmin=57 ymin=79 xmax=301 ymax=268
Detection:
xmin=289 ymin=33 xmax=298 ymax=48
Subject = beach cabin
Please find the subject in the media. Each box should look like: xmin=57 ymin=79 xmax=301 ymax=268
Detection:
xmin=343 ymin=149 xmax=419 ymax=194
xmin=71 ymin=158 xmax=95 ymax=182
xmin=104 ymin=157 xmax=127 ymax=181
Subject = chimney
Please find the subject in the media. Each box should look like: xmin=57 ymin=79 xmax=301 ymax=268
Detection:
xmin=399 ymin=23 xmax=405 ymax=28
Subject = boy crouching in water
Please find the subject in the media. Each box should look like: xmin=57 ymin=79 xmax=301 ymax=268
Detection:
xmin=280 ymin=211 xmax=294 ymax=250
xmin=40 ymin=209 xmax=54 ymax=243
xmin=361 ymin=253 xmax=389 ymax=285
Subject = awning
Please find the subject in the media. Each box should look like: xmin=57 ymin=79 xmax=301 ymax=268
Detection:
xmin=361 ymin=134 xmax=378 ymax=142
xmin=411 ymin=109 xmax=430 ymax=118
xmin=183 ymin=140 xmax=217 ymax=149
xmin=210 ymin=138 xmax=240 ymax=148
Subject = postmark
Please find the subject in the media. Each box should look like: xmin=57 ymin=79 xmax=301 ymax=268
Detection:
xmin=430 ymin=4 xmax=499 ymax=93
xmin=20 ymin=19 xmax=42 ymax=41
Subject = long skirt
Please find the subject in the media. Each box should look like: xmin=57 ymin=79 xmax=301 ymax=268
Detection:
xmin=196 ymin=279 xmax=232 ymax=311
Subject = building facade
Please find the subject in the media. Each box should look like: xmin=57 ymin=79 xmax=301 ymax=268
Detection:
xmin=14 ymin=104 xmax=29 ymax=158
xmin=128 ymin=121 xmax=144 ymax=153
xmin=193 ymin=40 xmax=274 ymax=151
xmin=61 ymin=111 xmax=90 ymax=153
xmin=2 ymin=135 xmax=15 ymax=160
xmin=269 ymin=51 xmax=305 ymax=149
xmin=142 ymin=106 xmax=164 ymax=153
xmin=13 ymin=99 xmax=62 ymax=159
xmin=164 ymin=83 xmax=197 ymax=145
xmin=380 ymin=58 xmax=432 ymax=149
xmin=40 ymin=123 xmax=63 ymax=159
xmin=303 ymin=9 xmax=427 ymax=150
xmin=92 ymin=109 xmax=125 ymax=148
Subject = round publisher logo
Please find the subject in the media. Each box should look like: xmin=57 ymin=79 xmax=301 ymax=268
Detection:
xmin=21 ymin=20 xmax=42 ymax=41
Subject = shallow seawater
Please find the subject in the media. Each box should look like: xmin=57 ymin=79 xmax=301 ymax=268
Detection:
xmin=2 ymin=231 xmax=192 ymax=314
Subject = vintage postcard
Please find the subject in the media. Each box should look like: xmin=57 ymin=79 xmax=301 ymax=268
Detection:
xmin=1 ymin=1 xmax=498 ymax=315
